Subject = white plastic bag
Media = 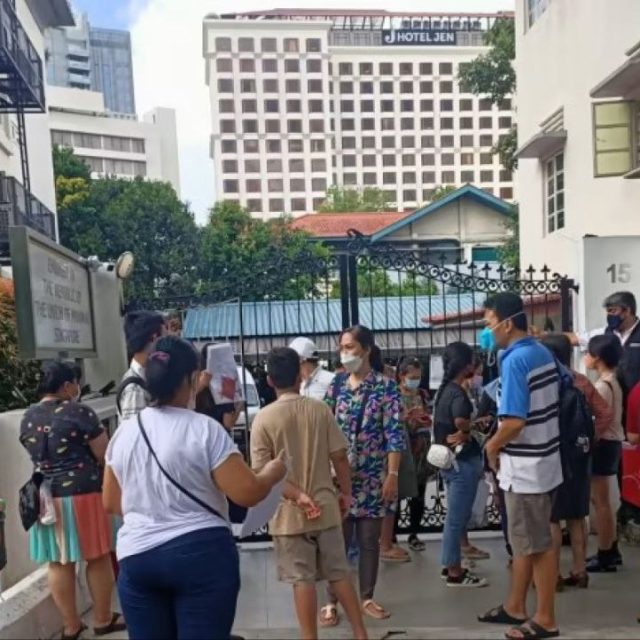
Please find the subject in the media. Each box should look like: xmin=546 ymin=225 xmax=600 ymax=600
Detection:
xmin=39 ymin=479 xmax=56 ymax=526
xmin=468 ymin=473 xmax=491 ymax=530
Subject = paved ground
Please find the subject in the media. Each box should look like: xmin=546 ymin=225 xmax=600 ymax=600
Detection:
xmin=84 ymin=534 xmax=640 ymax=639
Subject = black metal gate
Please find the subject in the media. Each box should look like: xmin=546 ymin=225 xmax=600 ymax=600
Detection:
xmin=127 ymin=237 xmax=578 ymax=535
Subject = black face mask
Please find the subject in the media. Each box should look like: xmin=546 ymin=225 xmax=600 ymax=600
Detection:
xmin=606 ymin=314 xmax=624 ymax=331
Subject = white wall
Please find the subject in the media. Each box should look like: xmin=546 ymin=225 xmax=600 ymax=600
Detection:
xmin=516 ymin=0 xmax=640 ymax=286
xmin=143 ymin=107 xmax=181 ymax=195
xmin=48 ymin=87 xmax=181 ymax=194
xmin=389 ymin=198 xmax=507 ymax=244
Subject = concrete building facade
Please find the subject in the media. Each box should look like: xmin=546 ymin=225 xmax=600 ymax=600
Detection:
xmin=0 ymin=0 xmax=75 ymax=263
xmin=48 ymin=87 xmax=181 ymax=194
xmin=515 ymin=0 xmax=640 ymax=283
xmin=45 ymin=13 xmax=136 ymax=114
xmin=203 ymin=10 xmax=515 ymax=220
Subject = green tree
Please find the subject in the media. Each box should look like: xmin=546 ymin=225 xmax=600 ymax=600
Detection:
xmin=497 ymin=204 xmax=520 ymax=271
xmin=0 ymin=281 xmax=40 ymax=412
xmin=54 ymin=146 xmax=200 ymax=301
xmin=318 ymin=186 xmax=391 ymax=212
xmin=331 ymin=267 xmax=437 ymax=298
xmin=198 ymin=201 xmax=326 ymax=300
xmin=458 ymin=18 xmax=515 ymax=104
xmin=458 ymin=17 xmax=519 ymax=264
xmin=458 ymin=17 xmax=517 ymax=173
xmin=53 ymin=145 xmax=91 ymax=181
xmin=429 ymin=185 xmax=457 ymax=202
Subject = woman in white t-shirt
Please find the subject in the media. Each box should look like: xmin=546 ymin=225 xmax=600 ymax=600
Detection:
xmin=103 ymin=336 xmax=285 ymax=640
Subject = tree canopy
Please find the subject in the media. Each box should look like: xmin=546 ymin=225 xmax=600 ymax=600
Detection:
xmin=318 ymin=186 xmax=392 ymax=213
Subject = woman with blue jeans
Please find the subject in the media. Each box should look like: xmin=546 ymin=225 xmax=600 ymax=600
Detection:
xmin=103 ymin=336 xmax=286 ymax=639
xmin=433 ymin=342 xmax=488 ymax=588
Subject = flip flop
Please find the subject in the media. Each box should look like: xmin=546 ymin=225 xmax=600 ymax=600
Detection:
xmin=505 ymin=620 xmax=560 ymax=640
xmin=94 ymin=613 xmax=126 ymax=636
xmin=61 ymin=624 xmax=87 ymax=640
xmin=478 ymin=605 xmax=527 ymax=625
xmin=381 ymin=547 xmax=411 ymax=563
xmin=362 ymin=599 xmax=391 ymax=620
xmin=319 ymin=604 xmax=339 ymax=628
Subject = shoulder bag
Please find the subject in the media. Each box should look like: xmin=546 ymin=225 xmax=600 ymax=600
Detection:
xmin=137 ymin=413 xmax=225 ymax=521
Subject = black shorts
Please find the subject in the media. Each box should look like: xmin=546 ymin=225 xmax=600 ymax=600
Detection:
xmin=551 ymin=457 xmax=591 ymax=522
xmin=592 ymin=439 xmax=622 ymax=477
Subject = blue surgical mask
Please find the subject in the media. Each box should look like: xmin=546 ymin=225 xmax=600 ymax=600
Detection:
xmin=606 ymin=314 xmax=623 ymax=331
xmin=479 ymin=326 xmax=497 ymax=351
xmin=404 ymin=378 xmax=420 ymax=391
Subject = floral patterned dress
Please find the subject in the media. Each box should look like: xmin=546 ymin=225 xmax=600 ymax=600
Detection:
xmin=326 ymin=371 xmax=404 ymax=519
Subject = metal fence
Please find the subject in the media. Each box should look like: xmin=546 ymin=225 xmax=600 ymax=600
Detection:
xmin=127 ymin=236 xmax=578 ymax=536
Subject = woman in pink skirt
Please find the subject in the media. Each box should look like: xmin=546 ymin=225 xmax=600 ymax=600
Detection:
xmin=20 ymin=362 xmax=125 ymax=640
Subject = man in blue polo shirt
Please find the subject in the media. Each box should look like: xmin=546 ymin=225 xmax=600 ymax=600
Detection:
xmin=479 ymin=293 xmax=562 ymax=640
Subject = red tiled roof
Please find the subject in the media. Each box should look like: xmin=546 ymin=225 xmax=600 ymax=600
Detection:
xmin=291 ymin=211 xmax=409 ymax=238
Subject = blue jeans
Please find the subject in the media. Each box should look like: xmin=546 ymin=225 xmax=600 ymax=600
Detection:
xmin=118 ymin=527 xmax=240 ymax=640
xmin=441 ymin=455 xmax=483 ymax=568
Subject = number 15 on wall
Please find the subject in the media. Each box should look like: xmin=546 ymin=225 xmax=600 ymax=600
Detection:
xmin=607 ymin=263 xmax=632 ymax=284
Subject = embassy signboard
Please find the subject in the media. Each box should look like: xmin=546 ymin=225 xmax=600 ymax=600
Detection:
xmin=382 ymin=29 xmax=458 ymax=46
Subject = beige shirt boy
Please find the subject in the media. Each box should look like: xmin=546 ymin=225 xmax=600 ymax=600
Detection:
xmin=250 ymin=393 xmax=348 ymax=536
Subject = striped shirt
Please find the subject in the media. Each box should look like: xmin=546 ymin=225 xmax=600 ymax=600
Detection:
xmin=118 ymin=359 xmax=149 ymax=424
xmin=497 ymin=337 xmax=563 ymax=494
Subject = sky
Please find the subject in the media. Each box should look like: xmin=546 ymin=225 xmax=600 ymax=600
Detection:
xmin=71 ymin=0 xmax=514 ymax=224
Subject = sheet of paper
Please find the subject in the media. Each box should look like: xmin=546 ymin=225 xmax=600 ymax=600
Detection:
xmin=206 ymin=342 xmax=244 ymax=404
xmin=239 ymin=475 xmax=286 ymax=538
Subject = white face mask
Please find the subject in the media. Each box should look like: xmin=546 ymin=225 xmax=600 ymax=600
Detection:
xmin=404 ymin=378 xmax=421 ymax=391
xmin=341 ymin=352 xmax=363 ymax=374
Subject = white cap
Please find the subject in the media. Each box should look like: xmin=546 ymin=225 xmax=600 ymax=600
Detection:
xmin=289 ymin=337 xmax=319 ymax=361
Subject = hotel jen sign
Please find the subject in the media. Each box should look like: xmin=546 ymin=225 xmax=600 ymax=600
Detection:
xmin=382 ymin=29 xmax=458 ymax=46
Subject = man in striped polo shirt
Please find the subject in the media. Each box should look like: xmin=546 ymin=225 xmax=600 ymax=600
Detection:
xmin=480 ymin=293 xmax=562 ymax=640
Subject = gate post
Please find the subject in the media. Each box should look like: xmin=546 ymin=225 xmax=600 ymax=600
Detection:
xmin=348 ymin=254 xmax=359 ymax=327
xmin=339 ymin=253 xmax=350 ymax=329
xmin=560 ymin=277 xmax=577 ymax=332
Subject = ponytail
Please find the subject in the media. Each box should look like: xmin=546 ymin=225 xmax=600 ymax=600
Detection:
xmin=370 ymin=345 xmax=384 ymax=374
xmin=434 ymin=342 xmax=474 ymax=409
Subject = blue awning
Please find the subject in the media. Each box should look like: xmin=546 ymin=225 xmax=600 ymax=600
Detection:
xmin=184 ymin=293 xmax=487 ymax=340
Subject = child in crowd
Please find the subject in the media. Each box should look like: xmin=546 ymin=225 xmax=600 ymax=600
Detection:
xmin=250 ymin=347 xmax=367 ymax=640
xmin=585 ymin=334 xmax=625 ymax=572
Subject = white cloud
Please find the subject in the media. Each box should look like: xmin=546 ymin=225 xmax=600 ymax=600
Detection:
xmin=129 ymin=0 xmax=514 ymax=224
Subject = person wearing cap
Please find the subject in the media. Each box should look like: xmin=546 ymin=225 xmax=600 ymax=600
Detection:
xmin=289 ymin=337 xmax=335 ymax=402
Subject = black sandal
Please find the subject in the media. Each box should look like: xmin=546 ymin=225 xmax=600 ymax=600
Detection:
xmin=505 ymin=620 xmax=560 ymax=640
xmin=94 ymin=613 xmax=126 ymax=637
xmin=61 ymin=624 xmax=87 ymax=640
xmin=479 ymin=605 xmax=527 ymax=625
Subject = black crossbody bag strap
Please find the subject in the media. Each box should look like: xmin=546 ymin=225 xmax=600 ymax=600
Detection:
xmin=137 ymin=413 xmax=225 ymax=521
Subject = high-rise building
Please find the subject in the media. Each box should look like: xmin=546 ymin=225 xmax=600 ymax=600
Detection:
xmin=48 ymin=87 xmax=180 ymax=195
xmin=45 ymin=13 xmax=136 ymax=114
xmin=203 ymin=9 xmax=515 ymax=220
xmin=89 ymin=27 xmax=136 ymax=115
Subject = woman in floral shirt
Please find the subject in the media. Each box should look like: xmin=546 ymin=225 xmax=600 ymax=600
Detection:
xmin=320 ymin=325 xmax=404 ymax=626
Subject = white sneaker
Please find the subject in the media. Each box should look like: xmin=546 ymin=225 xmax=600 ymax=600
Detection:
xmin=446 ymin=571 xmax=488 ymax=588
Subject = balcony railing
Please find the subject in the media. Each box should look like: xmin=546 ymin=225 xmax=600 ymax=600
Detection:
xmin=0 ymin=173 xmax=56 ymax=260
xmin=0 ymin=0 xmax=45 ymax=113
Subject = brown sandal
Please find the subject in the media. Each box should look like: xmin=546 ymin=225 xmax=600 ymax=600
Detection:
xmin=362 ymin=599 xmax=391 ymax=620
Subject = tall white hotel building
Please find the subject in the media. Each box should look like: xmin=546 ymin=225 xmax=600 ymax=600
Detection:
xmin=203 ymin=9 xmax=515 ymax=219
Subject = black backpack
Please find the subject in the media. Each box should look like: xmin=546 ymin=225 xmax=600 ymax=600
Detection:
xmin=116 ymin=375 xmax=147 ymax=416
xmin=556 ymin=364 xmax=595 ymax=482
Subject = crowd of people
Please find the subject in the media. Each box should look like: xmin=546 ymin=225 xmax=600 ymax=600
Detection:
xmin=16 ymin=289 xmax=640 ymax=640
